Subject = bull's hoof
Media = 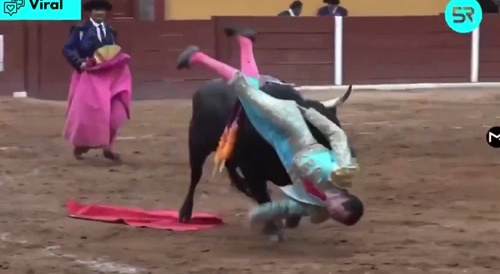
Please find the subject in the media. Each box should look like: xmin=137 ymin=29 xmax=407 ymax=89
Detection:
xmin=223 ymin=27 xmax=256 ymax=42
xmin=103 ymin=149 xmax=122 ymax=163
xmin=178 ymin=214 xmax=191 ymax=223
xmin=178 ymin=210 xmax=192 ymax=223
xmin=178 ymin=200 xmax=194 ymax=223
xmin=73 ymin=146 xmax=90 ymax=160
xmin=176 ymin=45 xmax=200 ymax=70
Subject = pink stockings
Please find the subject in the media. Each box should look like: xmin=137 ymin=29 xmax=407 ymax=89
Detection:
xmin=189 ymin=35 xmax=259 ymax=80
xmin=236 ymin=35 xmax=259 ymax=78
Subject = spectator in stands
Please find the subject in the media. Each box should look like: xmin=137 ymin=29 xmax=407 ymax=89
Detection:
xmin=277 ymin=1 xmax=303 ymax=16
xmin=478 ymin=0 xmax=499 ymax=13
xmin=317 ymin=0 xmax=348 ymax=17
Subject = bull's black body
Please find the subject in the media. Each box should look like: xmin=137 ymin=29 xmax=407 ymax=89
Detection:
xmin=179 ymin=78 xmax=349 ymax=223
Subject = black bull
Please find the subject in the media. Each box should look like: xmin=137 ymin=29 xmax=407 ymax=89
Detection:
xmin=179 ymin=78 xmax=354 ymax=224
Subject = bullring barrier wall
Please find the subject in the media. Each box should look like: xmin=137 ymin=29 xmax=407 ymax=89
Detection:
xmin=166 ymin=0 xmax=450 ymax=18
xmin=0 ymin=16 xmax=498 ymax=100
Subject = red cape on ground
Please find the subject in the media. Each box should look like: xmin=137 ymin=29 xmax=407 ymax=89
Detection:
xmin=66 ymin=200 xmax=223 ymax=231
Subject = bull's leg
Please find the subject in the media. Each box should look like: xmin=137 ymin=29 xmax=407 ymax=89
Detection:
xmin=179 ymin=134 xmax=212 ymax=223
xmin=225 ymin=161 xmax=253 ymax=199
xmin=241 ymin=169 xmax=271 ymax=205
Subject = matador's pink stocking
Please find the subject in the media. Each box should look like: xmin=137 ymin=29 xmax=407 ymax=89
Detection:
xmin=191 ymin=52 xmax=237 ymax=80
xmin=224 ymin=27 xmax=259 ymax=78
xmin=236 ymin=35 xmax=259 ymax=78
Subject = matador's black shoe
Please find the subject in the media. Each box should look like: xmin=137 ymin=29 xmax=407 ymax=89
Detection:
xmin=103 ymin=149 xmax=122 ymax=163
xmin=176 ymin=45 xmax=200 ymax=70
xmin=223 ymin=27 xmax=256 ymax=42
xmin=73 ymin=146 xmax=90 ymax=160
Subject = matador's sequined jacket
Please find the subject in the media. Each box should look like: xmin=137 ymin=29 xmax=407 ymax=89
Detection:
xmin=62 ymin=20 xmax=117 ymax=72
xmin=228 ymin=73 xmax=355 ymax=206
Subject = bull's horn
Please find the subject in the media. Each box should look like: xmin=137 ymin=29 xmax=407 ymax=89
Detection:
xmin=321 ymin=85 xmax=353 ymax=108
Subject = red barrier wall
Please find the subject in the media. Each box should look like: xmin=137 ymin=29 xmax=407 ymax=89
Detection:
xmin=478 ymin=15 xmax=500 ymax=82
xmin=0 ymin=15 xmax=498 ymax=100
xmin=343 ymin=16 xmax=470 ymax=84
xmin=0 ymin=23 xmax=25 ymax=97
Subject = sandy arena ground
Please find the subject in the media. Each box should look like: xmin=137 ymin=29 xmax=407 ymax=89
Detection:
xmin=0 ymin=89 xmax=499 ymax=274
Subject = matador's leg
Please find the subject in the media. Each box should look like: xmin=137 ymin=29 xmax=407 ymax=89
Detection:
xmin=177 ymin=46 xmax=238 ymax=81
xmin=249 ymin=198 xmax=329 ymax=232
xmin=224 ymin=27 xmax=259 ymax=79
xmin=228 ymin=72 xmax=310 ymax=135
xmin=177 ymin=47 xmax=307 ymax=137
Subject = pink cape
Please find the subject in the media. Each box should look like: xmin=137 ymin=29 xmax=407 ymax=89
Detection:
xmin=63 ymin=52 xmax=132 ymax=148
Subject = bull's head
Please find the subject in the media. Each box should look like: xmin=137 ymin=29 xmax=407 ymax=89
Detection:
xmin=321 ymin=85 xmax=353 ymax=109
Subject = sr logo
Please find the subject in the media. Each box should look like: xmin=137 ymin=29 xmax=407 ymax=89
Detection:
xmin=452 ymin=6 xmax=475 ymax=23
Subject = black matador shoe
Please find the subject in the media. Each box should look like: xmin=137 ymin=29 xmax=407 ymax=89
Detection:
xmin=176 ymin=45 xmax=200 ymax=70
xmin=73 ymin=146 xmax=90 ymax=160
xmin=103 ymin=149 xmax=122 ymax=163
xmin=223 ymin=27 xmax=256 ymax=42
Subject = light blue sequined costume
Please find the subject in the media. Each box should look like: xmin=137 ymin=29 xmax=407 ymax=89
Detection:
xmin=228 ymin=73 xmax=357 ymax=224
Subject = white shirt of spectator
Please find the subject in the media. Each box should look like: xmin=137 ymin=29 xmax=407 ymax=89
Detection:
xmin=90 ymin=17 xmax=106 ymax=42
xmin=287 ymin=9 xmax=296 ymax=16
xmin=330 ymin=6 xmax=338 ymax=16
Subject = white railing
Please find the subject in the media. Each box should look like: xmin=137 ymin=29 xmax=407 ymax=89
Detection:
xmin=470 ymin=27 xmax=479 ymax=83
xmin=297 ymin=17 xmax=496 ymax=91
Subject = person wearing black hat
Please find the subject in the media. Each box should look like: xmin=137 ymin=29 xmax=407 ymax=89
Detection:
xmin=62 ymin=0 xmax=126 ymax=162
xmin=317 ymin=0 xmax=348 ymax=17
xmin=62 ymin=0 xmax=116 ymax=73
xmin=277 ymin=0 xmax=303 ymax=16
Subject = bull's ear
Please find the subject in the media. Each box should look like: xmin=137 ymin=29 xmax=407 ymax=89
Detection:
xmin=321 ymin=85 xmax=352 ymax=109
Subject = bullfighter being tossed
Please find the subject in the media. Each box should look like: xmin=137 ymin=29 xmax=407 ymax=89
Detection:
xmin=177 ymin=27 xmax=364 ymax=241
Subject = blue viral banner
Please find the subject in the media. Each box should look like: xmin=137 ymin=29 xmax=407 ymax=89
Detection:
xmin=0 ymin=0 xmax=81 ymax=20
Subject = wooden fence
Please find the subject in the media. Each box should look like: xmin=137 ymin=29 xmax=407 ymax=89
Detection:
xmin=1 ymin=15 xmax=499 ymax=100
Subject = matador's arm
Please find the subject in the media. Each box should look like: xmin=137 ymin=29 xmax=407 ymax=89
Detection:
xmin=297 ymin=105 xmax=356 ymax=170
